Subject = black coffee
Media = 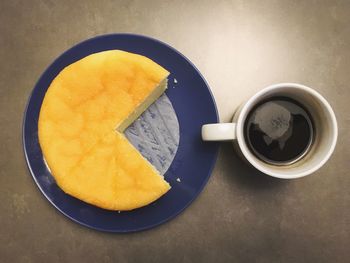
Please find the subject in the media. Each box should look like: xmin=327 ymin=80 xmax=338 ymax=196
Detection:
xmin=244 ymin=97 xmax=314 ymax=165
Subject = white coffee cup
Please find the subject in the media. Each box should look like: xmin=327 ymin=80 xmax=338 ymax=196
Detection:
xmin=202 ymin=83 xmax=338 ymax=179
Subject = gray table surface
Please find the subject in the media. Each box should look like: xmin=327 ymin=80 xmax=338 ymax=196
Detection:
xmin=1 ymin=1 xmax=349 ymax=262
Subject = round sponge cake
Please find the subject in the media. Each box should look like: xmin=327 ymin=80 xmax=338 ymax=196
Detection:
xmin=38 ymin=50 xmax=171 ymax=211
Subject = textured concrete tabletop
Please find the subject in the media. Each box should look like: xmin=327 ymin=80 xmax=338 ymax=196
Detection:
xmin=1 ymin=1 xmax=349 ymax=262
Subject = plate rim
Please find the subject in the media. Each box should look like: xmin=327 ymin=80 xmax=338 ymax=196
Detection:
xmin=22 ymin=33 xmax=220 ymax=232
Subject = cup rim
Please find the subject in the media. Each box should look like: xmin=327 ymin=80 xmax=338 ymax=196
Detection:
xmin=236 ymin=83 xmax=338 ymax=179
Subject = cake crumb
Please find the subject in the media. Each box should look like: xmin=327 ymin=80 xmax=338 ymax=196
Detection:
xmin=174 ymin=78 xmax=178 ymax=84
xmin=176 ymin=177 xmax=181 ymax=182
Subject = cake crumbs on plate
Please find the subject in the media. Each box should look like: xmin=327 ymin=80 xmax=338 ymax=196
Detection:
xmin=176 ymin=177 xmax=181 ymax=182
xmin=174 ymin=78 xmax=178 ymax=84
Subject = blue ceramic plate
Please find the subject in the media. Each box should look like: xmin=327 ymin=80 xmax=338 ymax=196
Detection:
xmin=23 ymin=34 xmax=219 ymax=232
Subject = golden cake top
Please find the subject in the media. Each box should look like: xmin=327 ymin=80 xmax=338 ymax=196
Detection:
xmin=38 ymin=50 xmax=170 ymax=210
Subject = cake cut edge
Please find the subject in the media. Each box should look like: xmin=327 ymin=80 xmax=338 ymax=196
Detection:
xmin=117 ymin=77 xmax=169 ymax=132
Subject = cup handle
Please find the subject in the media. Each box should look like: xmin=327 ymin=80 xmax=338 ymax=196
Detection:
xmin=201 ymin=123 xmax=237 ymax=141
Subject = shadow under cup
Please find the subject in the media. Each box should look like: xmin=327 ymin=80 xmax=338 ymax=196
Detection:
xmin=235 ymin=84 xmax=338 ymax=179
